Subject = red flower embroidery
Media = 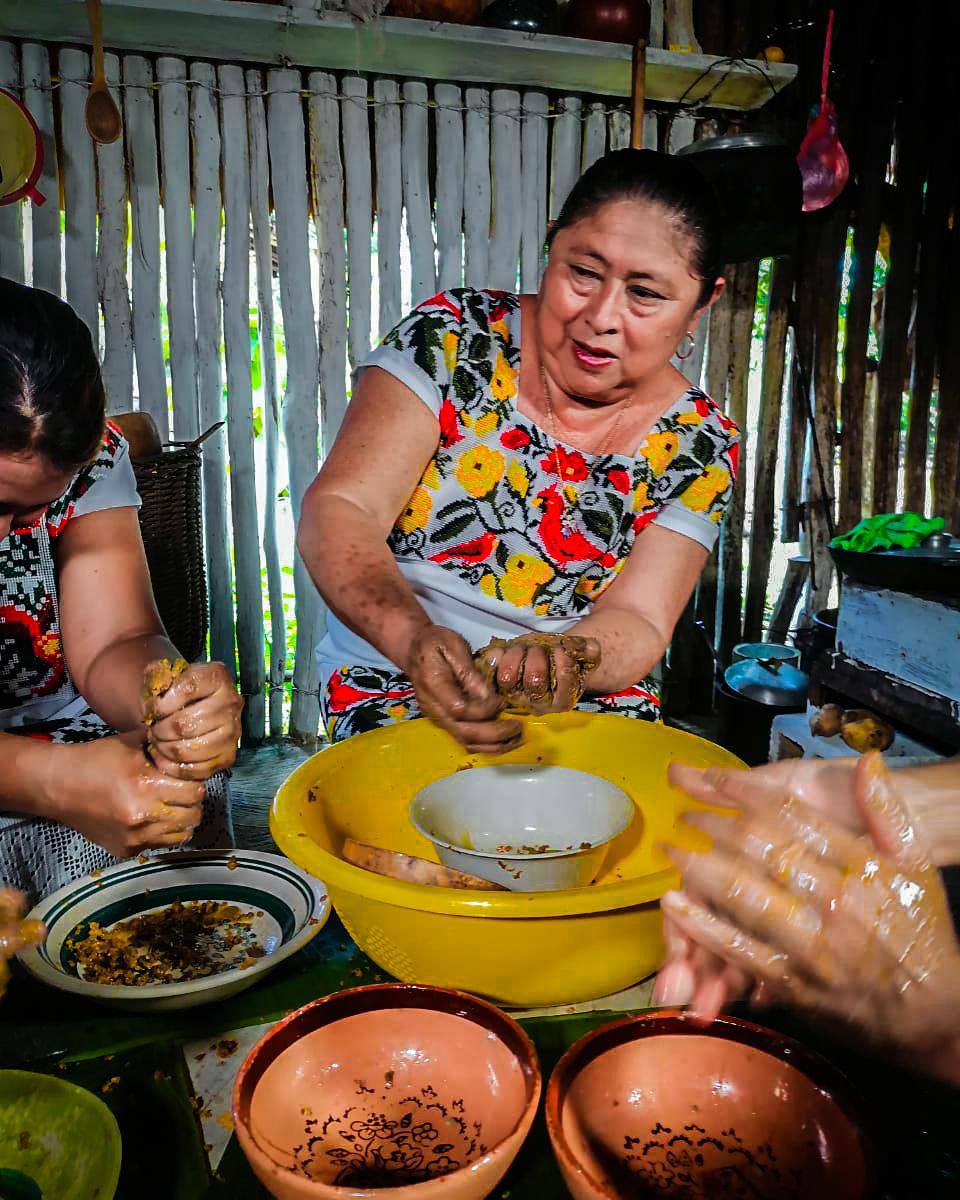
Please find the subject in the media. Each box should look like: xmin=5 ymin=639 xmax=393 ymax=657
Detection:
xmin=541 ymin=446 xmax=589 ymax=483
xmin=500 ymin=427 xmax=530 ymax=451
xmin=607 ymin=468 xmax=631 ymax=495
xmin=693 ymin=393 xmax=712 ymax=418
xmin=489 ymin=303 xmax=510 ymax=325
xmin=632 ymin=508 xmax=659 ymax=535
xmin=537 ymin=486 xmax=616 ymax=569
xmin=438 ymin=396 xmax=463 ymax=448
xmin=728 ymin=439 xmax=740 ymax=479
xmin=420 ymin=292 xmax=462 ymax=320
xmin=598 ymin=684 xmax=661 ymax=707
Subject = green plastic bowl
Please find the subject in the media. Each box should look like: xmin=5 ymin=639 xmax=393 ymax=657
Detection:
xmin=0 ymin=1071 xmax=121 ymax=1200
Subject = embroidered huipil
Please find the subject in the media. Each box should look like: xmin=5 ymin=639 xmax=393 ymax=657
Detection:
xmin=317 ymin=289 xmax=739 ymax=741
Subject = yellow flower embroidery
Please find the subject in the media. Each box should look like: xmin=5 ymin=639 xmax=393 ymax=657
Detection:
xmin=473 ymin=411 xmax=500 ymax=437
xmin=387 ymin=704 xmax=409 ymax=721
xmin=633 ymin=481 xmax=654 ymax=512
xmin=490 ymin=352 xmax=518 ymax=402
xmin=640 ymin=431 xmax=680 ymax=476
xmin=711 ymin=509 xmax=724 ymax=523
xmin=535 ymin=602 xmax=550 ymax=615
xmin=575 ymin=576 xmax=599 ymax=596
xmin=677 ymin=411 xmax=702 ymax=425
xmin=682 ymin=465 xmax=731 ymax=513
xmin=455 ymin=445 xmax=505 ymax=498
xmin=490 ymin=318 xmax=509 ymax=342
xmin=564 ymin=484 xmax=579 ymax=504
xmin=500 ymin=553 xmax=553 ymax=607
xmin=397 ymin=486 xmax=432 ymax=532
xmin=421 ymin=461 xmax=441 ymax=491
xmin=506 ymin=459 xmax=529 ymax=498
xmin=480 ymin=572 xmax=498 ymax=597
xmin=443 ymin=331 xmax=459 ymax=372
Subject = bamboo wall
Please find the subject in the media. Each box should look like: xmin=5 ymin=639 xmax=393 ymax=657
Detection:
xmin=0 ymin=1 xmax=950 ymax=740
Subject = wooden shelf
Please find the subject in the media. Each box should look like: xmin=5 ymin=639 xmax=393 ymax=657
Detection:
xmin=2 ymin=0 xmax=796 ymax=107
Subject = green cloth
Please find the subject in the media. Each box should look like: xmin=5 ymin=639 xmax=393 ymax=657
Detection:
xmin=831 ymin=512 xmax=944 ymax=553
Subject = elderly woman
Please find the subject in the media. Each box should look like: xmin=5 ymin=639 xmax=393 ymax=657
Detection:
xmin=298 ymin=149 xmax=738 ymax=751
xmin=0 ymin=279 xmax=242 ymax=901
xmin=655 ymin=754 xmax=960 ymax=1086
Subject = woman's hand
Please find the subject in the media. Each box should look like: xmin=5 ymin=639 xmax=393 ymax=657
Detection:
xmin=47 ymin=732 xmax=207 ymax=858
xmin=144 ymin=662 xmax=243 ymax=780
xmin=404 ymin=625 xmax=521 ymax=754
xmin=0 ymin=890 xmax=43 ymax=997
xmin=474 ymin=633 xmax=601 ymax=715
xmin=658 ymin=753 xmax=960 ymax=1074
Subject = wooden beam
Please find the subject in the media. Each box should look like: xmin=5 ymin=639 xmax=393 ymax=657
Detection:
xmin=743 ymin=257 xmax=792 ymax=643
xmin=717 ymin=258 xmax=759 ymax=663
xmin=3 ymin=0 xmax=796 ymax=106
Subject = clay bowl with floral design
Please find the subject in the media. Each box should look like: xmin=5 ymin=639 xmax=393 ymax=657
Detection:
xmin=233 ymin=983 xmax=541 ymax=1199
xmin=546 ymin=1011 xmax=879 ymax=1200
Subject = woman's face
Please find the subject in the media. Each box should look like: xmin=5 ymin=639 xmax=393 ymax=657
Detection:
xmin=537 ymin=197 xmax=723 ymax=402
xmin=0 ymin=452 xmax=74 ymax=540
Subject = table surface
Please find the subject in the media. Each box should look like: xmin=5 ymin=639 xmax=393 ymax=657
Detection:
xmin=2 ymin=913 xmax=959 ymax=1199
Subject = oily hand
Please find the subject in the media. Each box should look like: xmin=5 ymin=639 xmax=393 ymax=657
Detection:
xmin=143 ymin=660 xmax=243 ymax=781
xmin=0 ymin=889 xmax=43 ymax=997
xmin=474 ymin=632 xmax=601 ymax=716
xmin=657 ymin=752 xmax=960 ymax=1060
xmin=654 ymin=758 xmax=861 ymax=1019
xmin=53 ymin=732 xmax=206 ymax=858
xmin=404 ymin=624 xmax=521 ymax=755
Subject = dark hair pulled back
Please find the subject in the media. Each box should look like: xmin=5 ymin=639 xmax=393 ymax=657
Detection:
xmin=0 ymin=277 xmax=106 ymax=472
xmin=546 ymin=148 xmax=724 ymax=307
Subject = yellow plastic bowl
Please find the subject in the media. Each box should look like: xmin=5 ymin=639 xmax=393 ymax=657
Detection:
xmin=271 ymin=713 xmax=743 ymax=1008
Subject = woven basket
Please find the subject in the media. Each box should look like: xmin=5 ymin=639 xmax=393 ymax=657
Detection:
xmin=133 ymin=446 xmax=208 ymax=662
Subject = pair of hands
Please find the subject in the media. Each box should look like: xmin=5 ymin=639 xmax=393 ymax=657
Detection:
xmin=403 ymin=625 xmax=599 ymax=754
xmin=50 ymin=662 xmax=242 ymax=859
xmin=655 ymin=753 xmax=960 ymax=1076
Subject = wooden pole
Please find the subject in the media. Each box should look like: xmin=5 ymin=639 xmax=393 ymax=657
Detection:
xmin=767 ymin=556 xmax=810 ymax=645
xmin=743 ymin=257 xmax=792 ymax=643
xmin=630 ymin=39 xmax=646 ymax=149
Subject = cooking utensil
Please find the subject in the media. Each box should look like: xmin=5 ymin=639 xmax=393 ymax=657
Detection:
xmin=830 ymin=540 xmax=960 ymax=595
xmin=546 ymin=1011 xmax=876 ymax=1200
xmin=271 ymin=713 xmax=743 ymax=1008
xmin=410 ymin=764 xmax=634 ymax=892
xmin=84 ymin=0 xmax=122 ymax=144
xmin=234 ymin=985 xmax=540 ymax=1199
xmin=797 ymin=8 xmax=849 ymax=211
xmin=732 ymin=641 xmax=801 ymax=666
xmin=0 ymin=1071 xmax=122 ymax=1200
xmin=0 ymin=89 xmax=45 ymax=207
xmin=724 ymin=657 xmax=809 ymax=707
xmin=19 ymin=850 xmax=330 ymax=1012
xmin=678 ymin=132 xmax=802 ymax=261
xmin=479 ymin=0 xmax=557 ymax=33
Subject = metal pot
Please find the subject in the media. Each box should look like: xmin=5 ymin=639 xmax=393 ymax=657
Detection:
xmin=724 ymin=657 xmax=809 ymax=708
xmin=677 ymin=133 xmax=802 ymax=262
xmin=732 ymin=642 xmax=800 ymax=667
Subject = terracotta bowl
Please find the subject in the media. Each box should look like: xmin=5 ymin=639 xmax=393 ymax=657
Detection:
xmin=546 ymin=1011 xmax=877 ymax=1200
xmin=233 ymin=984 xmax=541 ymax=1199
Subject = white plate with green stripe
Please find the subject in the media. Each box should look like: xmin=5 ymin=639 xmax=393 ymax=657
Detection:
xmin=19 ymin=850 xmax=330 ymax=1012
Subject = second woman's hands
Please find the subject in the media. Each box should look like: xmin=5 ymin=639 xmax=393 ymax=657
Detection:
xmin=143 ymin=661 xmax=244 ymax=781
xmin=47 ymin=732 xmax=206 ymax=858
xmin=404 ymin=624 xmax=521 ymax=754
xmin=658 ymin=753 xmax=960 ymax=1071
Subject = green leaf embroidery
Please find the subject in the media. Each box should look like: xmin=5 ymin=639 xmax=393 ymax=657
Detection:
xmin=430 ymin=513 xmax=476 ymax=544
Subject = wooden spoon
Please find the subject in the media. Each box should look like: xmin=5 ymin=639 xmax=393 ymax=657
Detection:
xmin=84 ymin=0 xmax=122 ymax=145
xmin=342 ymin=839 xmax=505 ymax=890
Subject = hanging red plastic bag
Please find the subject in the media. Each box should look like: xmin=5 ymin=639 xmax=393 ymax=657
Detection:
xmin=797 ymin=9 xmax=849 ymax=212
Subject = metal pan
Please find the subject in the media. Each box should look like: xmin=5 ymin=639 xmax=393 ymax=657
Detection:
xmin=830 ymin=542 xmax=960 ymax=596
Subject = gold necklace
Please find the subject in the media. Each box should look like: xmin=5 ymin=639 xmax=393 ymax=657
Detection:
xmin=539 ymin=364 xmax=630 ymax=534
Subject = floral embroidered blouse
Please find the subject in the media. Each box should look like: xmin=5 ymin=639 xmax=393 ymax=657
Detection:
xmin=0 ymin=424 xmax=141 ymax=733
xmin=315 ymin=288 xmax=739 ymax=684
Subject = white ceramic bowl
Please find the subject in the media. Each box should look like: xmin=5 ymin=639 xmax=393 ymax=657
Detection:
xmin=19 ymin=850 xmax=330 ymax=1012
xmin=410 ymin=764 xmax=634 ymax=892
